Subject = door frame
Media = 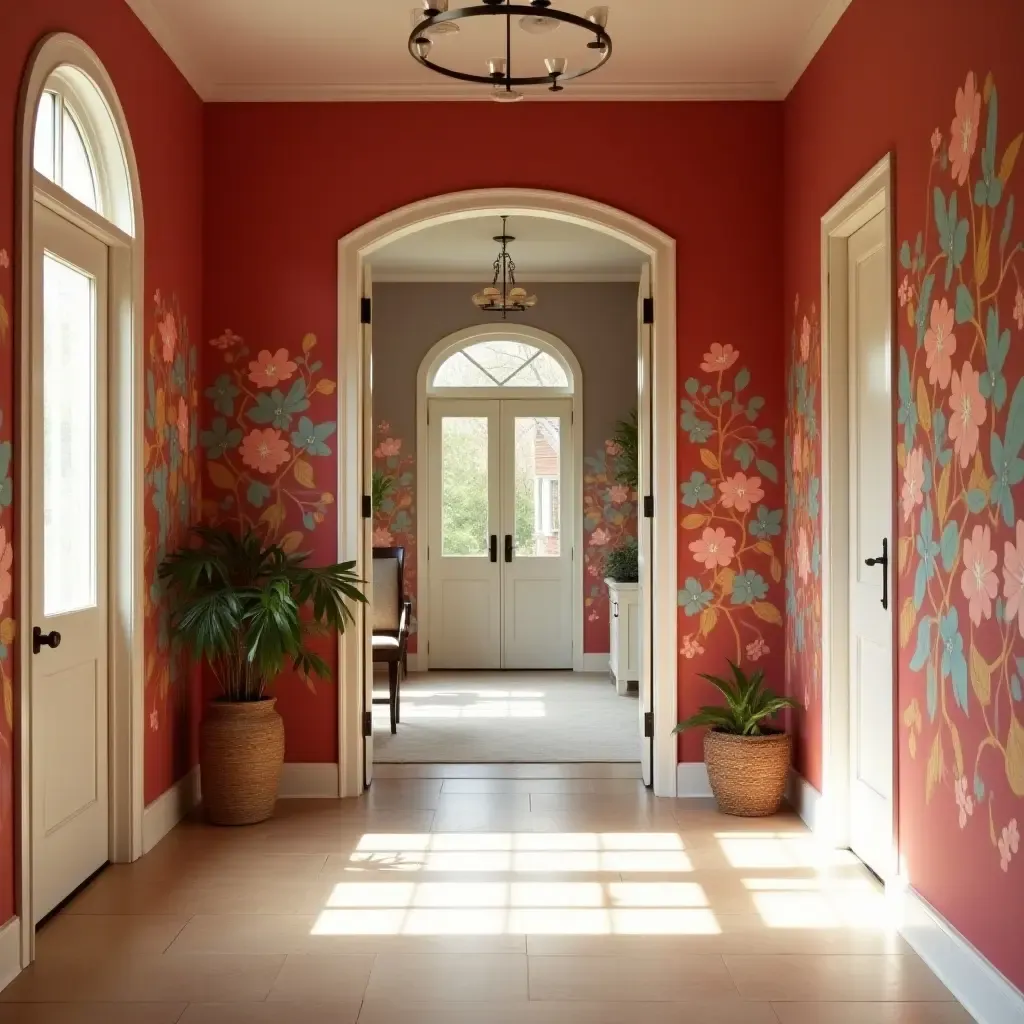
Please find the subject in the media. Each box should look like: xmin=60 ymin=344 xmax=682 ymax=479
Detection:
xmin=416 ymin=325 xmax=583 ymax=673
xmin=16 ymin=34 xmax=145 ymax=963
xmin=820 ymin=154 xmax=896 ymax=859
xmin=337 ymin=189 xmax=677 ymax=798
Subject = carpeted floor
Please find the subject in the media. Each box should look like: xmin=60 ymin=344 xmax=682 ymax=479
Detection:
xmin=372 ymin=671 xmax=640 ymax=763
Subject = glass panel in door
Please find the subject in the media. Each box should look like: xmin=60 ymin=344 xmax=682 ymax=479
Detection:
xmin=512 ymin=415 xmax=561 ymax=558
xmin=441 ymin=416 xmax=490 ymax=558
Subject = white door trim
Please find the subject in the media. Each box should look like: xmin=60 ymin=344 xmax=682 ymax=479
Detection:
xmin=337 ymin=189 xmax=677 ymax=797
xmin=415 ymin=324 xmax=584 ymax=672
xmin=820 ymin=153 xmax=894 ymax=852
xmin=16 ymin=34 xmax=145 ymax=966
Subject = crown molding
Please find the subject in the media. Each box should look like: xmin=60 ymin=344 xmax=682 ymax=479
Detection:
xmin=124 ymin=0 xmax=210 ymax=98
xmin=372 ymin=270 xmax=642 ymax=283
xmin=780 ymin=0 xmax=854 ymax=96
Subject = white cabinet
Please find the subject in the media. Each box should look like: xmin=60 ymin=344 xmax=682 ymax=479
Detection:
xmin=606 ymin=578 xmax=640 ymax=696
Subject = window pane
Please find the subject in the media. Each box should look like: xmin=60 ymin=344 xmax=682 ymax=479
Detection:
xmin=441 ymin=417 xmax=489 ymax=557
xmin=504 ymin=351 xmax=569 ymax=388
xmin=434 ymin=352 xmax=499 ymax=388
xmin=514 ymin=416 xmax=560 ymax=558
xmin=43 ymin=254 xmax=97 ymax=615
xmin=62 ymin=108 xmax=98 ymax=211
xmin=433 ymin=341 xmax=570 ymax=390
xmin=34 ymin=91 xmax=56 ymax=180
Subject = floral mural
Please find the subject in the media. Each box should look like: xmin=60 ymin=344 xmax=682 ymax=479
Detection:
xmin=0 ymin=247 xmax=14 ymax=920
xmin=143 ymin=290 xmax=201 ymax=800
xmin=583 ymin=441 xmax=638 ymax=654
xmin=898 ymin=71 xmax=1023 ymax=872
xmin=372 ymin=423 xmax=417 ymax=651
xmin=678 ymin=343 xmax=785 ymax=666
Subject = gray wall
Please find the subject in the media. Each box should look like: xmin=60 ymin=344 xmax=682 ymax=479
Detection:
xmin=372 ymin=282 xmax=638 ymax=453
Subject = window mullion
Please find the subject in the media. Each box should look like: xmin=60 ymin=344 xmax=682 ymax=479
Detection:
xmin=53 ymin=92 xmax=64 ymax=189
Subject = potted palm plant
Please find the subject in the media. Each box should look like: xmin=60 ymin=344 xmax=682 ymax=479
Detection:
xmin=674 ymin=661 xmax=801 ymax=816
xmin=160 ymin=526 xmax=365 ymax=825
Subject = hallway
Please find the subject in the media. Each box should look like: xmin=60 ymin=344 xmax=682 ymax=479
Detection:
xmin=1 ymin=767 xmax=968 ymax=1023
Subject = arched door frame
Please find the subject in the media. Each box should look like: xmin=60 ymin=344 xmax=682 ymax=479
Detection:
xmin=337 ymin=188 xmax=678 ymax=798
xmin=16 ymin=33 xmax=145 ymax=965
xmin=415 ymin=324 xmax=584 ymax=675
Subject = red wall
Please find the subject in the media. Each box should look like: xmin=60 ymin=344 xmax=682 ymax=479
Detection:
xmin=784 ymin=0 xmax=1024 ymax=991
xmin=0 ymin=0 xmax=204 ymax=922
xmin=202 ymin=101 xmax=786 ymax=763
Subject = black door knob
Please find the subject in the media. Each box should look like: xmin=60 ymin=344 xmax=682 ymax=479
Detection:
xmin=32 ymin=627 xmax=61 ymax=654
xmin=864 ymin=538 xmax=889 ymax=610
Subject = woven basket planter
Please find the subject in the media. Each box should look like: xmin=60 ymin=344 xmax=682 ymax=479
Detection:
xmin=200 ymin=698 xmax=285 ymax=826
xmin=704 ymin=729 xmax=791 ymax=817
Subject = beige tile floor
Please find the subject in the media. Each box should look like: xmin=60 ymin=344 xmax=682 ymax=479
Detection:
xmin=0 ymin=763 xmax=972 ymax=1023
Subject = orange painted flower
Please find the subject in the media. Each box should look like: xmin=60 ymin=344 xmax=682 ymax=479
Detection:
xmin=374 ymin=437 xmax=402 ymax=459
xmin=680 ymin=634 xmax=705 ymax=660
xmin=211 ymin=328 xmax=243 ymax=350
xmin=1014 ymin=286 xmax=1024 ymax=331
xmin=248 ymin=348 xmax=297 ymax=388
xmin=176 ymin=396 xmax=189 ymax=453
xmin=799 ymin=316 xmax=811 ymax=361
xmin=1002 ymin=521 xmax=1024 ymax=638
xmin=960 ymin=524 xmax=997 ymax=626
xmin=718 ymin=473 xmax=763 ymax=513
xmin=689 ymin=527 xmax=735 ymax=569
xmin=901 ymin=446 xmax=924 ymax=522
xmin=158 ymin=311 xmax=178 ymax=364
xmin=240 ymin=428 xmax=290 ymax=474
xmin=950 ymin=72 xmax=981 ymax=186
xmin=948 ymin=361 xmax=985 ymax=468
xmin=797 ymin=526 xmax=810 ymax=583
xmin=609 ymin=484 xmax=630 ymax=504
xmin=0 ymin=526 xmax=12 ymax=612
xmin=924 ymin=298 xmax=956 ymax=390
xmin=373 ymin=527 xmax=394 ymax=546
xmin=700 ymin=343 xmax=739 ymax=373
xmin=0 ymin=249 xmax=9 ymax=270
xmin=931 ymin=128 xmax=943 ymax=155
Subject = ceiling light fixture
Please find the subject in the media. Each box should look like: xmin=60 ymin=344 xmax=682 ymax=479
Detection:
xmin=410 ymin=1 xmax=612 ymax=100
xmin=472 ymin=216 xmax=538 ymax=319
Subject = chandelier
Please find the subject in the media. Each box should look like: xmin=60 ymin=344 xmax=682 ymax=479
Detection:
xmin=472 ymin=217 xmax=538 ymax=319
xmin=410 ymin=2 xmax=612 ymax=102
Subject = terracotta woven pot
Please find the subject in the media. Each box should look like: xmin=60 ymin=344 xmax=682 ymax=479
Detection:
xmin=704 ymin=729 xmax=791 ymax=817
xmin=200 ymin=698 xmax=285 ymax=826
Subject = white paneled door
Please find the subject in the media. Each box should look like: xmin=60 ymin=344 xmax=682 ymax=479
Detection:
xmin=846 ymin=210 xmax=894 ymax=880
xmin=30 ymin=204 xmax=110 ymax=922
xmin=428 ymin=398 xmax=573 ymax=670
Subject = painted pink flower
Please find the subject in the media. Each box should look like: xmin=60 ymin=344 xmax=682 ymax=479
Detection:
xmin=176 ymin=396 xmax=189 ymax=454
xmin=605 ymin=439 xmax=623 ymax=457
xmin=700 ymin=343 xmax=739 ymax=373
xmin=954 ymin=775 xmax=974 ymax=829
xmin=791 ymin=425 xmax=803 ymax=477
xmin=0 ymin=249 xmax=9 ymax=270
xmin=948 ymin=362 xmax=985 ymax=469
xmin=797 ymin=526 xmax=810 ymax=583
xmin=158 ymin=311 xmax=178 ymax=364
xmin=374 ymin=438 xmax=402 ymax=459
xmin=719 ymin=473 xmax=764 ymax=513
xmin=931 ymin=128 xmax=943 ymax=156
xmin=799 ymin=316 xmax=811 ymax=362
xmin=961 ymin=524 xmax=998 ymax=626
xmin=1014 ymin=286 xmax=1024 ymax=331
xmin=924 ymin=299 xmax=957 ymax=390
xmin=0 ymin=527 xmax=12 ymax=613
xmin=950 ymin=72 xmax=981 ymax=186
xmin=746 ymin=638 xmax=769 ymax=662
xmin=898 ymin=276 xmax=911 ymax=308
xmin=153 ymin=288 xmax=162 ymax=307
xmin=609 ymin=484 xmax=630 ymax=504
xmin=999 ymin=819 xmax=1019 ymax=873
xmin=210 ymin=329 xmax=242 ymax=350
xmin=901 ymin=446 xmax=925 ymax=522
xmin=1002 ymin=521 xmax=1024 ymax=638
xmin=589 ymin=527 xmax=611 ymax=547
xmin=248 ymin=348 xmax=297 ymax=388
xmin=680 ymin=635 xmax=705 ymax=660
xmin=149 ymin=708 xmax=159 ymax=732
xmin=373 ymin=527 xmax=394 ymax=546
xmin=240 ymin=428 xmax=290 ymax=474
xmin=689 ymin=527 xmax=736 ymax=570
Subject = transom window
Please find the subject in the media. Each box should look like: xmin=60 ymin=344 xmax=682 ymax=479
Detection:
xmin=34 ymin=86 xmax=100 ymax=212
xmin=432 ymin=340 xmax=570 ymax=390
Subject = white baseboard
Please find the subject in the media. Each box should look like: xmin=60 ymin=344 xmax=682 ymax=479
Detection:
xmin=888 ymin=880 xmax=1024 ymax=1024
xmin=0 ymin=917 xmax=21 ymax=993
xmin=278 ymin=762 xmax=340 ymax=798
xmin=676 ymin=762 xmax=712 ymax=797
xmin=142 ymin=765 xmax=201 ymax=854
xmin=785 ymin=770 xmax=821 ymax=832
xmin=579 ymin=653 xmax=611 ymax=674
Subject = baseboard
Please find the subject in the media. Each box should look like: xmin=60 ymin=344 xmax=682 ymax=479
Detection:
xmin=579 ymin=653 xmax=611 ymax=673
xmin=278 ymin=762 xmax=340 ymax=798
xmin=888 ymin=880 xmax=1024 ymax=1024
xmin=142 ymin=765 xmax=201 ymax=854
xmin=675 ymin=762 xmax=712 ymax=797
xmin=785 ymin=770 xmax=821 ymax=832
xmin=0 ymin=917 xmax=21 ymax=993
xmin=407 ymin=653 xmax=426 ymax=673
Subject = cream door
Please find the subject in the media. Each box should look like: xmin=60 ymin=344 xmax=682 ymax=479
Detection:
xmin=500 ymin=399 xmax=573 ymax=670
xmin=637 ymin=263 xmax=654 ymax=787
xmin=847 ymin=210 xmax=894 ymax=880
xmin=30 ymin=203 xmax=109 ymax=921
xmin=362 ymin=266 xmax=374 ymax=782
xmin=428 ymin=400 xmax=502 ymax=669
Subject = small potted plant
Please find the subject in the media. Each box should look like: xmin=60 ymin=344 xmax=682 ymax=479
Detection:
xmin=372 ymin=469 xmax=395 ymax=514
xmin=160 ymin=525 xmax=365 ymax=825
xmin=605 ymin=538 xmax=638 ymax=583
xmin=674 ymin=661 xmax=800 ymax=816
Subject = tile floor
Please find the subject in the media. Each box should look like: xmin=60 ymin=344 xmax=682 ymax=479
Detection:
xmin=0 ymin=763 xmax=972 ymax=1023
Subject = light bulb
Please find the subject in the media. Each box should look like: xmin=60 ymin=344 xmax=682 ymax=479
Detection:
xmin=519 ymin=15 xmax=558 ymax=34
xmin=487 ymin=57 xmax=507 ymax=78
xmin=411 ymin=7 xmax=459 ymax=36
xmin=544 ymin=57 xmax=568 ymax=76
xmin=413 ymin=37 xmax=432 ymax=58
xmin=585 ymin=6 xmax=609 ymax=28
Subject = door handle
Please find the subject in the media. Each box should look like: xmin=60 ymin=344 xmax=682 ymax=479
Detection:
xmin=504 ymin=534 xmax=513 ymax=562
xmin=864 ymin=538 xmax=888 ymax=610
xmin=33 ymin=626 xmax=61 ymax=654
xmin=489 ymin=534 xmax=497 ymax=563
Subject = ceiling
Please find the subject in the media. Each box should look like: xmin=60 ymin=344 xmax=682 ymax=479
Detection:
xmin=370 ymin=215 xmax=645 ymax=281
xmin=125 ymin=0 xmax=852 ymax=102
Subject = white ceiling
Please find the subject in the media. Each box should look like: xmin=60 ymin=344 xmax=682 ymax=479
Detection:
xmin=370 ymin=215 xmax=645 ymax=280
xmin=125 ymin=0 xmax=852 ymax=102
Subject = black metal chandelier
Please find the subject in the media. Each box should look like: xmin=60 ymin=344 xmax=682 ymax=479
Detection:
xmin=472 ymin=217 xmax=538 ymax=319
xmin=409 ymin=2 xmax=612 ymax=101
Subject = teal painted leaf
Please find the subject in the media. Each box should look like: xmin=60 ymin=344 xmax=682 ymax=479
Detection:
xmin=927 ymin=662 xmax=937 ymax=721
xmin=940 ymin=520 xmax=958 ymax=571
xmin=755 ymin=459 xmax=778 ymax=484
xmin=685 ymin=378 xmax=699 ymax=396
xmin=899 ymin=240 xmax=912 ymax=269
xmin=145 ymin=370 xmax=157 ymax=431
xmin=940 ymin=608 xmax=968 ymax=713
xmin=205 ymin=374 xmax=240 ymax=417
xmin=291 ymin=416 xmax=337 ymax=456
xmin=910 ymin=616 xmax=933 ymax=672
xmin=1000 ymin=195 xmax=1015 ymax=255
xmin=965 ymin=489 xmax=987 ymax=513
xmin=0 ymin=441 xmax=11 ymax=509
xmin=734 ymin=442 xmax=754 ymax=470
xmin=1012 ymin=676 xmax=1023 ymax=702
xmin=954 ymin=284 xmax=975 ymax=325
xmin=915 ymin=275 xmax=935 ymax=347
xmin=247 ymin=481 xmax=271 ymax=508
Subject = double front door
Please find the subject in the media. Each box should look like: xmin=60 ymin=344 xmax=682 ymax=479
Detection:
xmin=428 ymin=398 xmax=573 ymax=670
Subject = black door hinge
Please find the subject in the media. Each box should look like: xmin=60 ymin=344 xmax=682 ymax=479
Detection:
xmin=362 ymin=494 xmax=372 ymax=519
xmin=360 ymin=297 xmax=372 ymax=325
xmin=644 ymin=711 xmax=654 ymax=738
xmin=642 ymin=297 xmax=654 ymax=325
xmin=643 ymin=495 xmax=654 ymax=518
xmin=363 ymin=710 xmax=373 ymax=738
